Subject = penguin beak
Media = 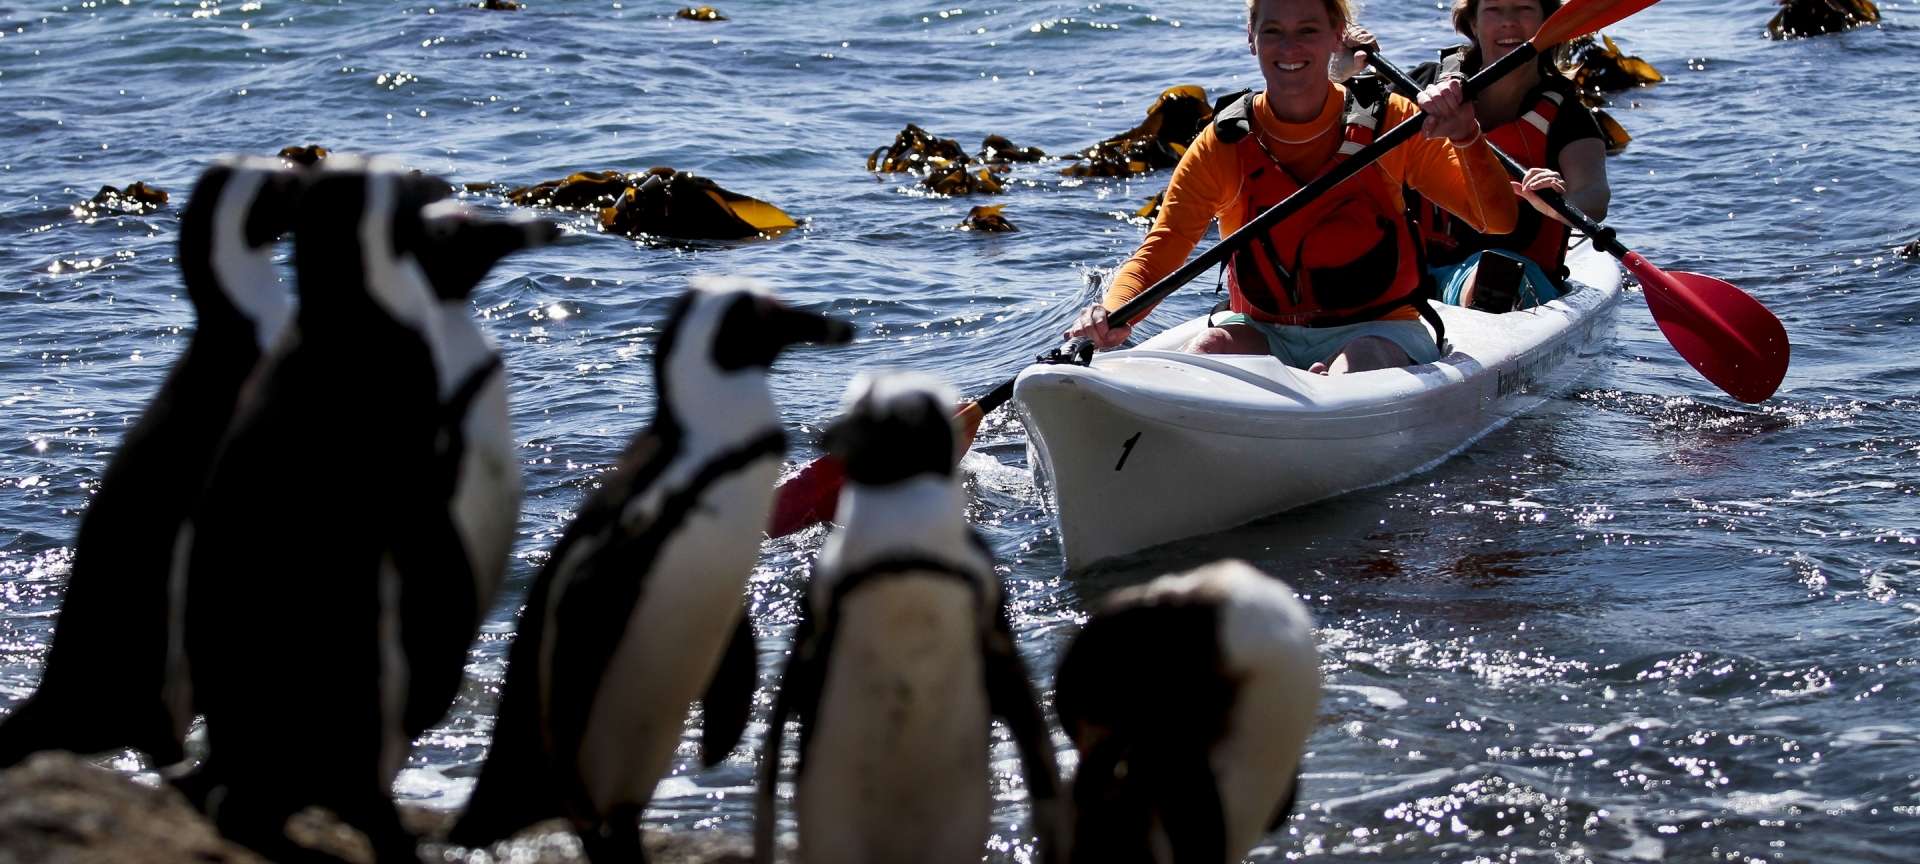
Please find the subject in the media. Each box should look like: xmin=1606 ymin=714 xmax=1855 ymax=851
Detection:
xmin=764 ymin=301 xmax=854 ymax=349
xmin=416 ymin=203 xmax=559 ymax=300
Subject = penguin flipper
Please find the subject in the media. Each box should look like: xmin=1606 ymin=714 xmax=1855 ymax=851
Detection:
xmin=1157 ymin=753 xmax=1228 ymax=864
xmin=755 ymin=596 xmax=825 ymax=864
xmin=698 ymin=607 xmax=757 ymax=768
xmin=1268 ymin=770 xmax=1301 ymax=833
xmin=983 ymin=603 xmax=1064 ymax=864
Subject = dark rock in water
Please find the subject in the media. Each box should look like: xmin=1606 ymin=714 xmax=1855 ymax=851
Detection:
xmin=869 ymin=123 xmax=972 ymax=173
xmin=1062 ymin=85 xmax=1212 ymax=178
xmin=677 ymin=5 xmax=727 ymax=20
xmin=508 ymin=169 xmax=634 ymax=209
xmin=1565 ymin=34 xmax=1663 ymax=99
xmin=1769 ymin=0 xmax=1879 ymax=38
xmin=73 ymin=181 xmax=168 ymax=218
xmin=978 ymin=134 xmax=1045 ymax=163
xmin=957 ymin=204 xmax=1016 ymax=232
xmin=1592 ymin=107 xmax=1632 ymax=155
xmin=921 ymin=163 xmax=1005 ymax=196
xmin=1899 ymin=238 xmax=1920 ymax=259
xmin=0 ymin=752 xmax=753 ymax=864
xmin=277 ymin=144 xmax=329 ymax=166
xmin=473 ymin=0 xmax=523 ymax=8
xmin=0 ymin=752 xmax=264 ymax=863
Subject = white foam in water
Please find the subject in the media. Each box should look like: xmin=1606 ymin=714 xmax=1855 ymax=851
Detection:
xmin=1323 ymin=683 xmax=1408 ymax=711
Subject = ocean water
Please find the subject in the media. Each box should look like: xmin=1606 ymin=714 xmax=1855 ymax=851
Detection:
xmin=2 ymin=0 xmax=1918 ymax=861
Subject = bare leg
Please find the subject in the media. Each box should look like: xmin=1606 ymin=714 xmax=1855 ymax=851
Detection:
xmin=1180 ymin=324 xmax=1269 ymax=355
xmin=1308 ymin=335 xmax=1411 ymax=375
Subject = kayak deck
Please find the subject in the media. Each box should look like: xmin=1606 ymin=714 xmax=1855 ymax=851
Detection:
xmin=1014 ymin=241 xmax=1624 ymax=570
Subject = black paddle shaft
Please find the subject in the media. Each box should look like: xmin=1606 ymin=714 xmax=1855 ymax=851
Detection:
xmin=1042 ymin=39 xmax=1555 ymax=366
xmin=1362 ymin=52 xmax=1628 ymax=259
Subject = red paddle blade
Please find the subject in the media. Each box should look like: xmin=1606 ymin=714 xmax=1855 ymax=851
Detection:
xmin=768 ymin=454 xmax=845 ymax=537
xmin=1623 ymin=253 xmax=1789 ymax=404
xmin=1536 ymin=0 xmax=1662 ymax=47
xmin=765 ymin=398 xmax=993 ymax=538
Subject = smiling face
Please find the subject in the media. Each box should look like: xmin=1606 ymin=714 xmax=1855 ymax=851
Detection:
xmin=1465 ymin=0 xmax=1547 ymax=62
xmin=1247 ymin=0 xmax=1344 ymax=113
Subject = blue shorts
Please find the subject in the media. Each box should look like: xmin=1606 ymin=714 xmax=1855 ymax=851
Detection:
xmin=1210 ymin=313 xmax=1443 ymax=370
xmin=1431 ymin=249 xmax=1560 ymax=308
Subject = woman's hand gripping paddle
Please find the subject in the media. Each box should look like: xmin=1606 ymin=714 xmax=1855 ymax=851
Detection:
xmin=1362 ymin=52 xmax=1789 ymax=404
xmin=768 ymin=0 xmax=1668 ymax=537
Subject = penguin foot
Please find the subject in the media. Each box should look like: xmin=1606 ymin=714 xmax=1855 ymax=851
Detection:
xmin=576 ymin=805 xmax=648 ymax=864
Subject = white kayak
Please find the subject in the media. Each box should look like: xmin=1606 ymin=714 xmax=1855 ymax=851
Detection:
xmin=1014 ymin=240 xmax=1624 ymax=570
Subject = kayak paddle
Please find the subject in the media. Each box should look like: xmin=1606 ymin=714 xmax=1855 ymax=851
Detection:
xmin=1362 ymin=52 xmax=1789 ymax=403
xmin=768 ymin=0 xmax=1664 ymax=537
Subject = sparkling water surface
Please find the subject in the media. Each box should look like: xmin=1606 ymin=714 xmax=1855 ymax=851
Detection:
xmin=2 ymin=0 xmax=1918 ymax=861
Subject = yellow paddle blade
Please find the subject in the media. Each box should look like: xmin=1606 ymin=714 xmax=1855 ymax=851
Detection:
xmin=1535 ymin=0 xmax=1661 ymax=48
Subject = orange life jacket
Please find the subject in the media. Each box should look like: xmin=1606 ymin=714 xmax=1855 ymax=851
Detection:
xmin=1217 ymin=82 xmax=1430 ymax=328
xmin=1415 ymin=52 xmax=1573 ymax=280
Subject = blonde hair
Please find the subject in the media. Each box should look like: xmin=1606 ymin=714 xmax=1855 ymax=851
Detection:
xmin=1246 ymin=0 xmax=1354 ymax=33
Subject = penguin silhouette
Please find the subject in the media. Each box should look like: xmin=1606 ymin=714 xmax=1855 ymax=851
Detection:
xmin=450 ymin=279 xmax=851 ymax=863
xmin=753 ymin=373 xmax=1061 ymax=864
xmin=0 ymin=158 xmax=299 ymax=770
xmin=394 ymin=200 xmax=556 ymax=742
xmin=176 ymin=158 xmax=467 ymax=863
xmin=1055 ymin=560 xmax=1321 ymax=864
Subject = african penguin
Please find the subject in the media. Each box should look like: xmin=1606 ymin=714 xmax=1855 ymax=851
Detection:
xmin=1053 ymin=559 xmax=1320 ymax=864
xmin=449 ymin=279 xmax=853 ymax=862
xmin=0 ymin=158 xmax=300 ymax=770
xmin=752 ymin=372 xmax=1062 ymax=864
xmin=393 ymin=200 xmax=556 ymax=740
xmin=175 ymin=158 xmax=462 ymax=863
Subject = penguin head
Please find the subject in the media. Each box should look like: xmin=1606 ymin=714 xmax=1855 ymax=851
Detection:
xmin=648 ymin=279 xmax=851 ymax=437
xmin=822 ymin=372 xmax=961 ymax=485
xmin=413 ymin=200 xmax=560 ymax=302
xmin=291 ymin=157 xmax=452 ymax=332
xmin=656 ymin=278 xmax=853 ymax=377
xmin=177 ymin=156 xmax=305 ymax=346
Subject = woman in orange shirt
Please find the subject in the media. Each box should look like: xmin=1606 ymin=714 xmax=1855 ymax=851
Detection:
xmin=1066 ymin=0 xmax=1519 ymax=374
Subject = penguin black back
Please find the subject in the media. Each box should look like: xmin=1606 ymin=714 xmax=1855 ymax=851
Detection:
xmin=0 ymin=159 xmax=298 ymax=769
xmin=178 ymin=161 xmax=458 ymax=863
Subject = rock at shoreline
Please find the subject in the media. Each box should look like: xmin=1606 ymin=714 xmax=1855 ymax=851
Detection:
xmin=0 ymin=751 xmax=263 ymax=864
xmin=0 ymin=752 xmax=756 ymax=864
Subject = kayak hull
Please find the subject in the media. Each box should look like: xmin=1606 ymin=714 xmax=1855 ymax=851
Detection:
xmin=1014 ymin=242 xmax=1623 ymax=569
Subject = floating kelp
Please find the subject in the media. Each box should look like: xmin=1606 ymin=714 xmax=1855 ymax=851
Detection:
xmin=73 ymin=182 xmax=168 ymax=218
xmin=277 ymin=144 xmax=329 ymax=166
xmin=602 ymin=167 xmax=795 ymax=240
xmin=1135 ymin=191 xmax=1165 ymax=222
xmin=677 ymin=5 xmax=727 ymax=21
xmin=978 ymin=134 xmax=1045 ymax=164
xmin=957 ymin=204 xmax=1016 ymax=232
xmin=869 ymin=123 xmax=972 ymax=173
xmin=1769 ymin=0 xmax=1879 ymax=38
xmin=472 ymin=0 xmax=522 ymax=8
xmin=1592 ymin=108 xmax=1633 ymax=155
xmin=1900 ymin=238 xmax=1920 ymax=259
xmin=506 ymin=170 xmax=634 ymax=209
xmin=922 ymin=163 xmax=1005 ymax=196
xmin=507 ymin=167 xmax=795 ymax=240
xmin=1061 ymin=85 xmax=1212 ymax=178
xmin=1564 ymin=34 xmax=1664 ymax=99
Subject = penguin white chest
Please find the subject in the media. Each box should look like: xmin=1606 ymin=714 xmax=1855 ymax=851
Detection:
xmin=797 ymin=577 xmax=991 ymax=864
xmin=574 ymin=454 xmax=780 ymax=810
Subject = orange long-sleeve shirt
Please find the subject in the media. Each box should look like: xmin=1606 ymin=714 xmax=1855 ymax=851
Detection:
xmin=1103 ymin=85 xmax=1518 ymax=321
